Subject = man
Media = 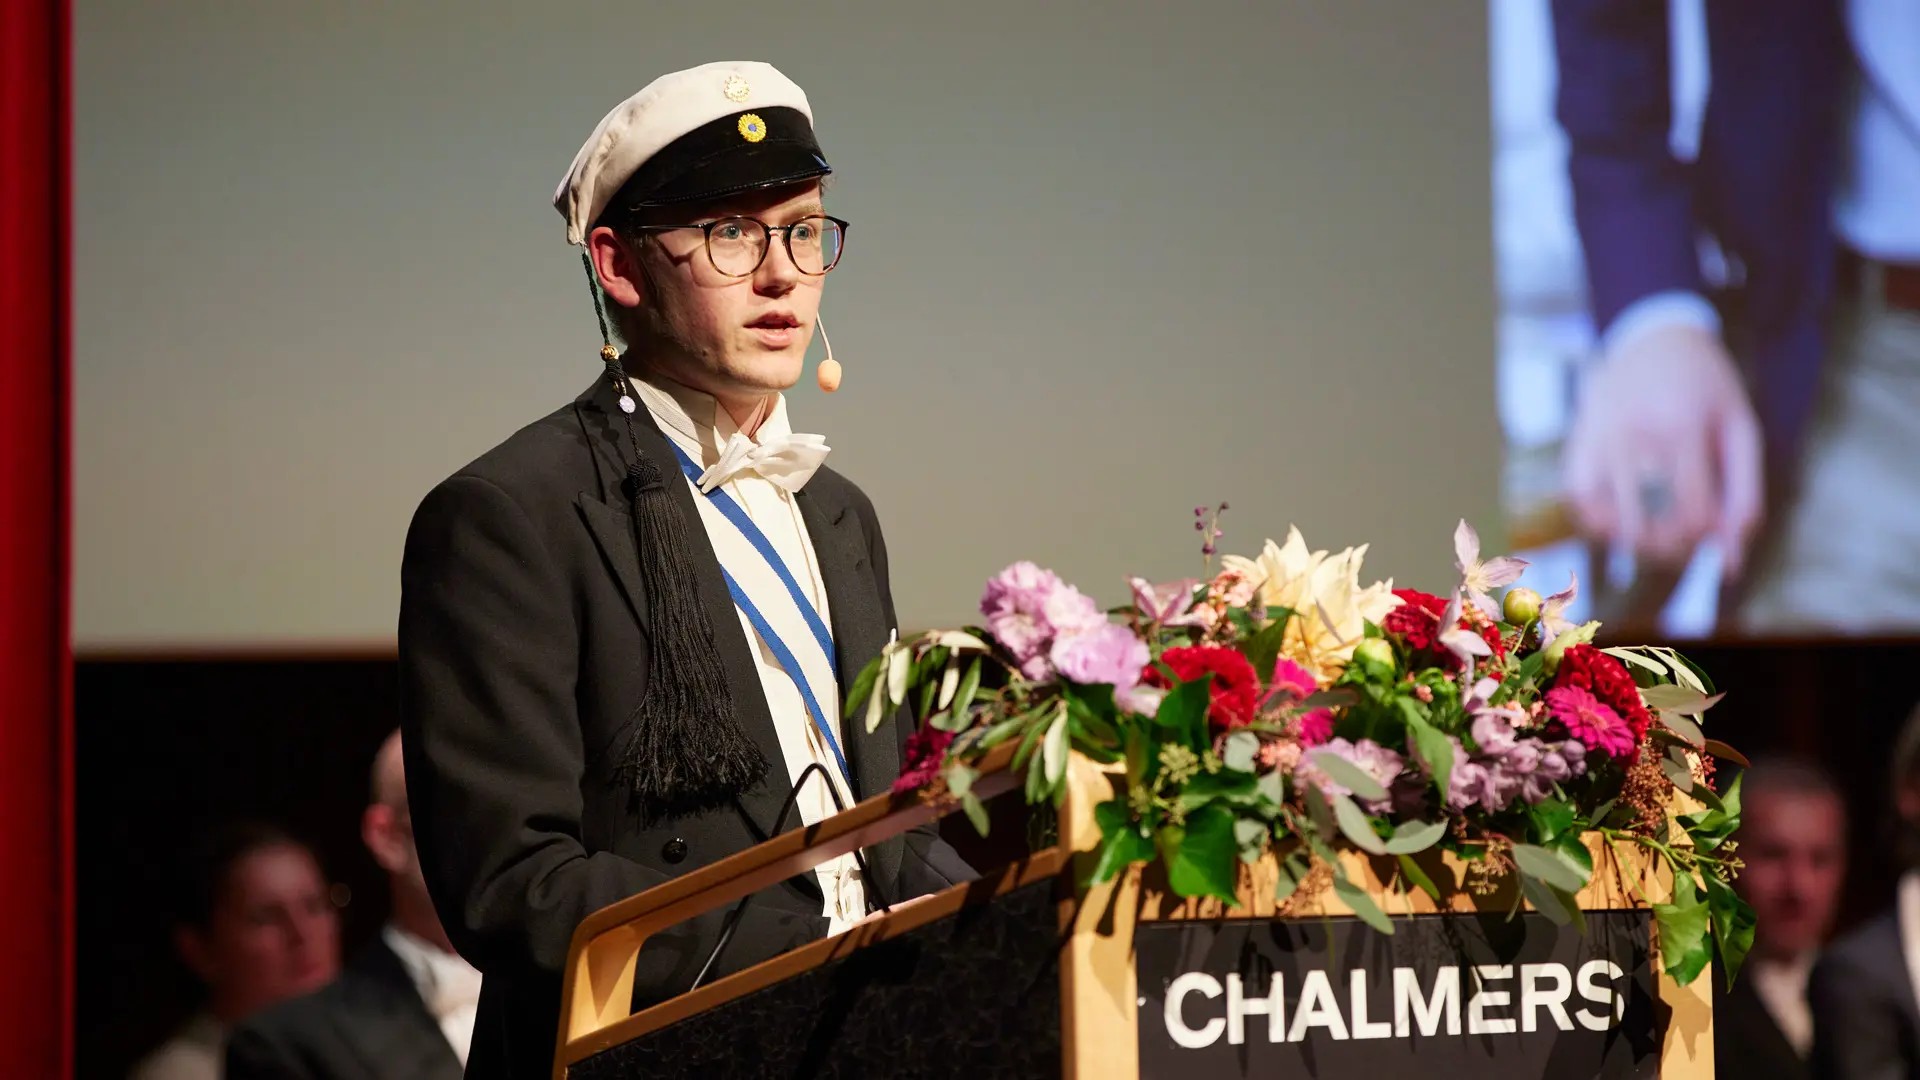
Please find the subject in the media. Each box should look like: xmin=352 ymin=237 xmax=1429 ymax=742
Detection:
xmin=398 ymin=61 xmax=971 ymax=1080
xmin=1810 ymin=706 xmax=1920 ymax=1077
xmin=132 ymin=822 xmax=340 ymax=1080
xmin=1551 ymin=0 xmax=1920 ymax=633
xmin=224 ymin=731 xmax=477 ymax=1079
xmin=1718 ymin=758 xmax=1848 ymax=1079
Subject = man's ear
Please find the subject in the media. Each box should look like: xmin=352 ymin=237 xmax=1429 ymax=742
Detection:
xmin=587 ymin=226 xmax=645 ymax=310
xmin=361 ymin=804 xmax=408 ymax=875
xmin=174 ymin=924 xmax=215 ymax=982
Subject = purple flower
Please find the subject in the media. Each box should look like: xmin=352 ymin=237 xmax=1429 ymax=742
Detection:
xmin=1455 ymin=519 xmax=1529 ymax=621
xmin=1052 ymin=623 xmax=1151 ymax=693
xmin=1539 ymin=572 xmax=1580 ymax=641
xmin=980 ymin=561 xmax=1103 ymax=682
xmin=1129 ymin=576 xmax=1210 ymax=628
xmin=1300 ymin=737 xmax=1405 ymax=814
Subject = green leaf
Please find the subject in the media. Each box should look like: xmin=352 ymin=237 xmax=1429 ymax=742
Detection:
xmin=844 ymin=657 xmax=882 ymax=721
xmin=1333 ymin=873 xmax=1395 ymax=934
xmin=1706 ymin=876 xmax=1757 ymax=989
xmin=1178 ymin=770 xmax=1259 ymax=811
xmin=955 ymin=657 xmax=983 ymax=711
xmin=1529 ymin=801 xmax=1577 ymax=845
xmin=1234 ymin=817 xmax=1269 ymax=864
xmin=1702 ymin=739 xmax=1750 ymax=767
xmin=946 ymin=763 xmax=977 ymax=799
xmin=1167 ymin=805 xmax=1240 ymax=904
xmin=1657 ymin=711 xmax=1707 ymax=748
xmin=1397 ymin=853 xmax=1441 ymax=902
xmin=1154 ymin=677 xmax=1214 ymax=750
xmin=1305 ymin=749 xmax=1389 ymax=802
xmin=1332 ymin=794 xmax=1388 ymax=855
xmin=1257 ymin=769 xmax=1285 ymax=807
xmin=1512 ymin=843 xmax=1590 ymax=893
xmin=1641 ymin=684 xmax=1725 ymax=716
xmin=1090 ymin=801 xmax=1154 ymax=884
xmin=928 ymin=707 xmax=970 ymax=733
xmin=1519 ymin=871 xmax=1586 ymax=932
xmin=1303 ymin=786 xmax=1336 ymax=844
xmin=1601 ymin=646 xmax=1667 ymax=677
xmin=1660 ymin=748 xmax=1697 ymax=795
xmin=1654 ymin=871 xmax=1713 ymax=985
xmin=1042 ymin=708 xmax=1069 ymax=787
xmin=1240 ymin=617 xmax=1293 ymax=687
xmin=1401 ymin=710 xmax=1455 ymax=800
xmin=1275 ymin=852 xmax=1310 ymax=904
xmin=1384 ymin=819 xmax=1446 ymax=855
xmin=1516 ymin=647 xmax=1547 ymax=686
xmin=1222 ymin=730 xmax=1259 ymax=774
xmin=961 ymin=790 xmax=990 ymax=836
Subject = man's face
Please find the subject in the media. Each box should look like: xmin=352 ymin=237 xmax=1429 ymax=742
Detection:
xmin=1736 ymin=789 xmax=1846 ymax=960
xmin=625 ymin=181 xmax=828 ymax=402
xmin=180 ymin=843 xmax=341 ymax=1017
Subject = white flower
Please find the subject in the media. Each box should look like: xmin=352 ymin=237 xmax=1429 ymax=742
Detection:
xmin=1221 ymin=526 xmax=1401 ymax=681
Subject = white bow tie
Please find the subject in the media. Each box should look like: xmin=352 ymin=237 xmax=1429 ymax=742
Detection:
xmin=696 ymin=431 xmax=831 ymax=494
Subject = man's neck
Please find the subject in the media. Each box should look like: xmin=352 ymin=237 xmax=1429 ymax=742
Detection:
xmin=626 ymin=357 xmax=776 ymax=437
xmin=389 ymin=887 xmax=456 ymax=954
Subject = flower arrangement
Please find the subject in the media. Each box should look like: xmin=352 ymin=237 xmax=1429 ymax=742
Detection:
xmin=849 ymin=512 xmax=1752 ymax=988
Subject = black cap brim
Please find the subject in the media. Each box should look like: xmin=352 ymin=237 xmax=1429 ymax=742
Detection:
xmin=600 ymin=106 xmax=831 ymax=222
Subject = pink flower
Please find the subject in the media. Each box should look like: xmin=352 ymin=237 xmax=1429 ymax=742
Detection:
xmin=980 ymin=561 xmax=1103 ymax=682
xmin=1052 ymin=623 xmax=1151 ymax=693
xmin=1269 ymin=658 xmax=1317 ymax=702
xmin=1545 ymin=686 xmax=1636 ymax=760
xmin=1295 ymin=709 xmax=1335 ymax=746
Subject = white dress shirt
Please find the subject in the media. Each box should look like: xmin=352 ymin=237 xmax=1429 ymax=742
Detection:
xmin=381 ymin=924 xmax=483 ymax=1066
xmin=633 ymin=372 xmax=868 ymax=934
xmin=1748 ymin=951 xmax=1817 ymax=1058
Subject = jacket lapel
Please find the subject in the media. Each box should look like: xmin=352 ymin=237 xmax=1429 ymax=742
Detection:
xmin=571 ymin=377 xmax=813 ymax=852
xmin=338 ymin=942 xmax=464 ymax=1080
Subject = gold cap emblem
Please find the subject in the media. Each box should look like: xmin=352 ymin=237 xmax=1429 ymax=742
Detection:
xmin=737 ymin=113 xmax=767 ymax=143
xmin=722 ymin=74 xmax=751 ymax=103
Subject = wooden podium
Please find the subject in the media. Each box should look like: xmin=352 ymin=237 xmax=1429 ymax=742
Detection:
xmin=552 ymin=746 xmax=1713 ymax=1078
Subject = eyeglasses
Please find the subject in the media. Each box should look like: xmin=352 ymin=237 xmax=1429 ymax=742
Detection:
xmin=628 ymin=214 xmax=848 ymax=278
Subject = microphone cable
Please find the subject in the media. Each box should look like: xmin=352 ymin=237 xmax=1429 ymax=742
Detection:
xmin=689 ymin=763 xmax=895 ymax=991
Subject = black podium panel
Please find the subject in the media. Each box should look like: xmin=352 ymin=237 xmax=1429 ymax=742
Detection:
xmin=1136 ymin=910 xmax=1660 ymax=1079
xmin=574 ymin=880 xmax=1064 ymax=1079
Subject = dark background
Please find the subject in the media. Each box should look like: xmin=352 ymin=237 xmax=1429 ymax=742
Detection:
xmin=76 ymin=640 xmax=1918 ymax=1077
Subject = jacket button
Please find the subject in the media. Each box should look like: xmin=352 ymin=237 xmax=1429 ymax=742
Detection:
xmin=662 ymin=838 xmax=689 ymax=864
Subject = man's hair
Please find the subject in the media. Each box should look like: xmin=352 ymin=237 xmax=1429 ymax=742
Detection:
xmin=1739 ymin=755 xmax=1845 ymax=807
xmin=172 ymin=819 xmax=314 ymax=930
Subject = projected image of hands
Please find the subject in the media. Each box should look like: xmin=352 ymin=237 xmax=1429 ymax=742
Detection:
xmin=1490 ymin=0 xmax=1920 ymax=640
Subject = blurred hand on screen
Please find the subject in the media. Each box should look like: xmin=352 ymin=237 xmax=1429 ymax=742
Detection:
xmin=1563 ymin=322 xmax=1764 ymax=579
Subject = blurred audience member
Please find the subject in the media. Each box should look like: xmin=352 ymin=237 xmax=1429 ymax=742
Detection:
xmin=1720 ymin=758 xmax=1848 ymax=1079
xmin=225 ymin=730 xmax=477 ymax=1078
xmin=1811 ymin=707 xmax=1920 ymax=1078
xmin=131 ymin=822 xmax=340 ymax=1080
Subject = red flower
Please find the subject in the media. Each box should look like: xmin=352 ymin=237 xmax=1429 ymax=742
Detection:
xmin=1143 ymin=645 xmax=1261 ymax=731
xmin=1382 ymin=589 xmax=1505 ymax=670
xmin=892 ymin=725 xmax=956 ymax=793
xmin=1553 ymin=644 xmax=1654 ymax=746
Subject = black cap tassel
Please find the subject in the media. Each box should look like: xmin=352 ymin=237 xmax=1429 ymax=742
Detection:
xmin=585 ymin=254 xmax=768 ymax=821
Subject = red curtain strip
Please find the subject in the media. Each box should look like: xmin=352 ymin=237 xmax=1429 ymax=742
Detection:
xmin=0 ymin=0 xmax=74 ymax=1076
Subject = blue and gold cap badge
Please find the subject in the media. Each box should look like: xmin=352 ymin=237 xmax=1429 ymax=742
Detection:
xmin=737 ymin=112 xmax=767 ymax=143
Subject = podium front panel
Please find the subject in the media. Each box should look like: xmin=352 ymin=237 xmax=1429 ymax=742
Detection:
xmin=570 ymin=879 xmax=1063 ymax=1079
xmin=1135 ymin=910 xmax=1658 ymax=1078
